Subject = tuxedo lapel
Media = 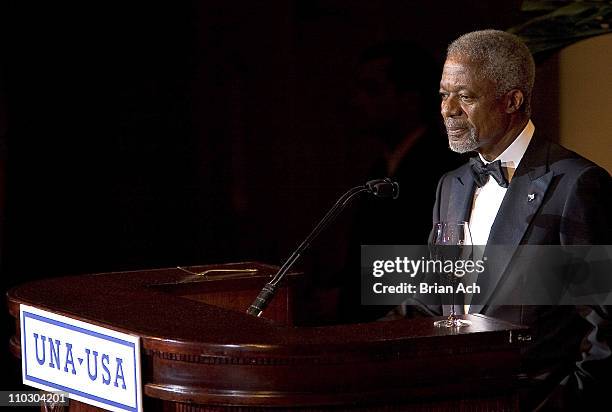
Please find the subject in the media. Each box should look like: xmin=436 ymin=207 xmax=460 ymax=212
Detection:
xmin=446 ymin=167 xmax=476 ymax=223
xmin=473 ymin=136 xmax=554 ymax=313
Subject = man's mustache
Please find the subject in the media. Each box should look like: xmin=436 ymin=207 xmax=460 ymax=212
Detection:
xmin=445 ymin=120 xmax=470 ymax=129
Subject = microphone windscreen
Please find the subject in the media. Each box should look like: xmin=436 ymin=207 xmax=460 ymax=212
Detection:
xmin=366 ymin=178 xmax=399 ymax=199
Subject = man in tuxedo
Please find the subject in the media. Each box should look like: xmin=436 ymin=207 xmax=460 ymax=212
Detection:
xmin=427 ymin=30 xmax=610 ymax=410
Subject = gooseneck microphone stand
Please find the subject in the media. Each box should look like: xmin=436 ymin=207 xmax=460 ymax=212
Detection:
xmin=247 ymin=178 xmax=398 ymax=317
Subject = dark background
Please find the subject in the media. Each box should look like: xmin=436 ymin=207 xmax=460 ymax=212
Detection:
xmin=1 ymin=0 xmax=531 ymax=388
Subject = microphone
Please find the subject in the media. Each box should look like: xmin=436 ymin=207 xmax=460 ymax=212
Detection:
xmin=246 ymin=178 xmax=399 ymax=317
xmin=366 ymin=177 xmax=399 ymax=199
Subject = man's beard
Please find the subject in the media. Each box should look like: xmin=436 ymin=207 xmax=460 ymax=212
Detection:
xmin=445 ymin=123 xmax=479 ymax=153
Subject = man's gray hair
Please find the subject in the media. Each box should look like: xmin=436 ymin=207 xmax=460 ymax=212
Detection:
xmin=447 ymin=29 xmax=535 ymax=116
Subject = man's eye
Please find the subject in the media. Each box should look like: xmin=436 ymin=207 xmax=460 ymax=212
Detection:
xmin=460 ymin=95 xmax=473 ymax=101
xmin=440 ymin=93 xmax=448 ymax=100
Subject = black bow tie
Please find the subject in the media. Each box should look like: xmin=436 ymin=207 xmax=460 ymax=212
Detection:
xmin=469 ymin=157 xmax=509 ymax=188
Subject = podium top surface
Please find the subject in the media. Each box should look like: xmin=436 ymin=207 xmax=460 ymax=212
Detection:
xmin=7 ymin=262 xmax=526 ymax=355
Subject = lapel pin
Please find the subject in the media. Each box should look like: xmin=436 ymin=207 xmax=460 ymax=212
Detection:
xmin=527 ymin=193 xmax=536 ymax=202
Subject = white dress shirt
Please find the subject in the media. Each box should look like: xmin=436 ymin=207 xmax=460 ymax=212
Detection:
xmin=465 ymin=120 xmax=534 ymax=313
xmin=468 ymin=120 xmax=535 ymax=246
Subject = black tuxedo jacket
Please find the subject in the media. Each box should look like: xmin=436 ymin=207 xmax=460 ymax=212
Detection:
xmin=431 ymin=134 xmax=611 ymax=410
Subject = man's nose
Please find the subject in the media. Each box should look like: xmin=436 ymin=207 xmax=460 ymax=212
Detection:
xmin=441 ymin=96 xmax=462 ymax=118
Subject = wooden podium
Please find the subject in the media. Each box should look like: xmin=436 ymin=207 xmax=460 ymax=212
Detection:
xmin=7 ymin=262 xmax=529 ymax=411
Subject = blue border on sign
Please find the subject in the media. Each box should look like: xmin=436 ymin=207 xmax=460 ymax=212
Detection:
xmin=22 ymin=310 xmax=139 ymax=412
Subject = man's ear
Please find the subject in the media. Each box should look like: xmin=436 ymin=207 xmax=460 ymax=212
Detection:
xmin=505 ymin=89 xmax=524 ymax=114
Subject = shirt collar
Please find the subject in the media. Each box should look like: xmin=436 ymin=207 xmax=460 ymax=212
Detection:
xmin=478 ymin=119 xmax=535 ymax=182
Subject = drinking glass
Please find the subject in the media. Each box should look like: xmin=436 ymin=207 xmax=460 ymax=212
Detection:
xmin=430 ymin=221 xmax=473 ymax=328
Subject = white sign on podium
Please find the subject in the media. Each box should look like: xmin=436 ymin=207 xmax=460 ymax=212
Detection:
xmin=20 ymin=304 xmax=142 ymax=412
